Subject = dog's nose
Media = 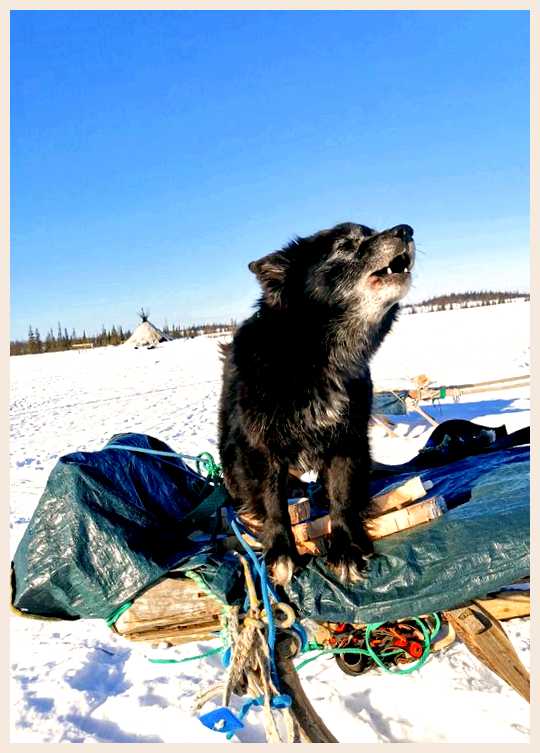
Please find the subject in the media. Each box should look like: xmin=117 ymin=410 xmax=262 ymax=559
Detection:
xmin=390 ymin=224 xmax=414 ymax=242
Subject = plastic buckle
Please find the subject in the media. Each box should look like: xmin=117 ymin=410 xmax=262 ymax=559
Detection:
xmin=198 ymin=707 xmax=244 ymax=734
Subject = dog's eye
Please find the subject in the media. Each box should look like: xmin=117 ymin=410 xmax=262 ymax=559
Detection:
xmin=336 ymin=238 xmax=358 ymax=254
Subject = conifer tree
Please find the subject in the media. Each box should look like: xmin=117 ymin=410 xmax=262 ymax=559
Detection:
xmin=34 ymin=328 xmax=42 ymax=353
xmin=45 ymin=329 xmax=55 ymax=352
xmin=28 ymin=325 xmax=35 ymax=354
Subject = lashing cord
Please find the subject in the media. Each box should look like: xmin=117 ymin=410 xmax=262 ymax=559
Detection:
xmin=103 ymin=445 xmax=439 ymax=678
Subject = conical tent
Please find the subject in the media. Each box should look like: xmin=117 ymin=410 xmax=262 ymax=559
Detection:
xmin=124 ymin=321 xmax=173 ymax=348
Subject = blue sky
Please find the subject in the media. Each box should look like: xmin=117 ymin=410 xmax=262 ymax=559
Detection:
xmin=11 ymin=10 xmax=529 ymax=340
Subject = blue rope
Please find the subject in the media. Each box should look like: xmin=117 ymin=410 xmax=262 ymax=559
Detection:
xmin=106 ymin=444 xmax=222 ymax=479
xmin=227 ymin=510 xmax=279 ymax=689
xmin=105 ymin=444 xmax=308 ymax=739
xmin=226 ymin=508 xmax=308 ymax=651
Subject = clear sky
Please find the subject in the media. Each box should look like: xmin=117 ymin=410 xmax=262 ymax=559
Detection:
xmin=10 ymin=9 xmax=529 ymax=340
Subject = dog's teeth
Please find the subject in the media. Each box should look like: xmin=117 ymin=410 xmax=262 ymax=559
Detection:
xmin=404 ymin=267 xmax=409 ymax=273
xmin=386 ymin=267 xmax=392 ymax=275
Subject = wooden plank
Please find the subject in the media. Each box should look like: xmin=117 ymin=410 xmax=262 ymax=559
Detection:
xmin=370 ymin=414 xmax=399 ymax=437
xmin=376 ymin=375 xmax=530 ymax=396
xmin=117 ymin=620 xmax=222 ymax=646
xmin=114 ymin=576 xmax=223 ymax=642
xmin=450 ymin=381 xmax=529 ymax=398
xmin=287 ymin=497 xmax=311 ymax=525
xmin=291 ymin=495 xmax=446 ymax=544
xmin=411 ymin=403 xmax=439 ymax=426
xmin=446 ymin=375 xmax=530 ymax=391
xmin=474 ymin=590 xmax=530 ymax=621
xmin=370 ymin=476 xmax=433 ymax=515
xmin=444 ymin=602 xmax=530 ymax=702
xmin=242 ymin=475 xmax=434 ymax=541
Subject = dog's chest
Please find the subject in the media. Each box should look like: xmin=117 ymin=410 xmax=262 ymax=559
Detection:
xmin=302 ymin=386 xmax=348 ymax=429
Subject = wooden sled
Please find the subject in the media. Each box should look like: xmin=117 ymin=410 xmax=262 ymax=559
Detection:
xmin=112 ymin=577 xmax=529 ymax=742
xmin=373 ymin=373 xmax=530 ymax=430
xmin=110 ymin=475 xmax=530 ymax=741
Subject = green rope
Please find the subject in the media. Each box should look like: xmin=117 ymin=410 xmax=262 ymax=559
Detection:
xmin=149 ymin=646 xmax=223 ymax=665
xmin=106 ymin=597 xmax=437 ymax=678
xmin=428 ymin=612 xmax=441 ymax=640
xmin=195 ymin=452 xmax=222 ymax=481
xmin=105 ymin=601 xmax=133 ymax=627
xmin=295 ymin=615 xmax=438 ymax=675
xmin=147 ymin=614 xmax=436 ymax=673
xmin=102 ymin=442 xmax=440 ymax=679
xmin=295 ymin=647 xmax=400 ymax=673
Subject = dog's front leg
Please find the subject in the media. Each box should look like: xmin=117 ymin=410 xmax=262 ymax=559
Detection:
xmin=261 ymin=460 xmax=302 ymax=586
xmin=323 ymin=451 xmax=375 ymax=583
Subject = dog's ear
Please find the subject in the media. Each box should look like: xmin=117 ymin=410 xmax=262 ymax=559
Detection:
xmin=248 ymin=251 xmax=290 ymax=307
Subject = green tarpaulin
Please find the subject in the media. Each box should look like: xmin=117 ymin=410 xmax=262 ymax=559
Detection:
xmin=12 ymin=425 xmax=529 ymax=624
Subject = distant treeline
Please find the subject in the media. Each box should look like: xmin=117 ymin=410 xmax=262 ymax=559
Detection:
xmin=11 ymin=290 xmax=529 ymax=355
xmin=162 ymin=321 xmax=235 ymax=340
xmin=402 ymin=290 xmax=529 ymax=315
xmin=10 ymin=320 xmax=236 ymax=356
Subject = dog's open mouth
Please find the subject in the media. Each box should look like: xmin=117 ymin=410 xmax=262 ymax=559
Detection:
xmin=370 ymin=250 xmax=412 ymax=280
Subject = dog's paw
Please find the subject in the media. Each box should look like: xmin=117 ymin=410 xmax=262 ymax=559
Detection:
xmin=326 ymin=539 xmax=370 ymax=584
xmin=265 ymin=544 xmax=309 ymax=587
xmin=268 ymin=554 xmax=295 ymax=586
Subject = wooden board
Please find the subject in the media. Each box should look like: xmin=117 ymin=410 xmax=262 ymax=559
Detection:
xmin=114 ymin=576 xmax=223 ymax=645
xmin=370 ymin=414 xmax=399 ymax=437
xmin=370 ymin=476 xmax=433 ymax=515
xmin=287 ymin=497 xmax=311 ymax=525
xmin=410 ymin=403 xmax=439 ymax=426
xmin=475 ymin=590 xmax=530 ymax=621
xmin=290 ymin=496 xmax=446 ymax=544
xmin=444 ymin=602 xmax=530 ymax=702
xmin=236 ymin=476 xmax=443 ymax=557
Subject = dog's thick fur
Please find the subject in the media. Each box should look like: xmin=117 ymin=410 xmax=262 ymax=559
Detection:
xmin=218 ymin=222 xmax=415 ymax=585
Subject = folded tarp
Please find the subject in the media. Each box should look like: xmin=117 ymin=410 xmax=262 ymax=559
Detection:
xmin=11 ymin=424 xmax=529 ymax=624
xmin=11 ymin=433 xmax=237 ymax=620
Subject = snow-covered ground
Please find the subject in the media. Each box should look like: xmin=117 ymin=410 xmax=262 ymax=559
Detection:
xmin=9 ymin=301 xmax=530 ymax=743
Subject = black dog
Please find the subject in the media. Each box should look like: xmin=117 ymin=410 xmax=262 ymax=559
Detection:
xmin=218 ymin=222 xmax=415 ymax=585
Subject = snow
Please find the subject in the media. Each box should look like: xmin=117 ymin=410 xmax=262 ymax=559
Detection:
xmin=9 ymin=301 xmax=530 ymax=743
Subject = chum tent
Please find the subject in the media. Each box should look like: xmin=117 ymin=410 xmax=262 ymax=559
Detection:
xmin=124 ymin=320 xmax=173 ymax=348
